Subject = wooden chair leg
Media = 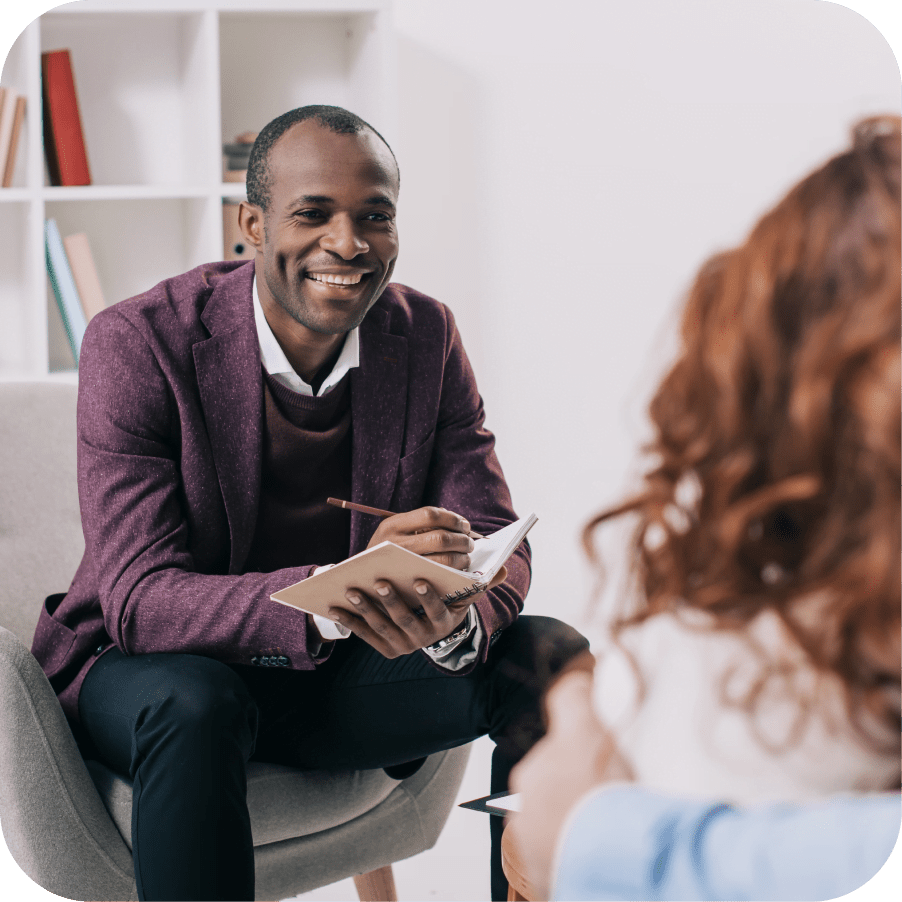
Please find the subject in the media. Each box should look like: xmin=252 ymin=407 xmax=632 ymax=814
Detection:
xmin=353 ymin=863 xmax=398 ymax=901
xmin=88 ymin=865 xmax=400 ymax=902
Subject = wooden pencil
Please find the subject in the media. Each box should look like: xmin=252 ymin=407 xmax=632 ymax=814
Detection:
xmin=326 ymin=497 xmax=483 ymax=539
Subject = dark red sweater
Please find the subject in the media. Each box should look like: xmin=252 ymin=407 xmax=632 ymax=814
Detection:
xmin=244 ymin=370 xmax=352 ymax=573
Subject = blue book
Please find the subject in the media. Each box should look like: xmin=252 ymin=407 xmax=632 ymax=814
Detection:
xmin=45 ymin=217 xmax=88 ymax=365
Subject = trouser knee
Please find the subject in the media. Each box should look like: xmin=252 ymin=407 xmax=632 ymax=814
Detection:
xmin=139 ymin=657 xmax=258 ymax=763
xmin=491 ymin=614 xmax=591 ymax=684
xmin=78 ymin=651 xmax=260 ymax=776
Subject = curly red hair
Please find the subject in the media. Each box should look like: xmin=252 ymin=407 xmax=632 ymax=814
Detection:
xmin=584 ymin=116 xmax=901 ymax=754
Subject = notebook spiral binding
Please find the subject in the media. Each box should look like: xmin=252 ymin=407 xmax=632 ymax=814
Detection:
xmin=412 ymin=581 xmax=487 ymax=615
xmin=442 ymin=582 xmax=487 ymax=603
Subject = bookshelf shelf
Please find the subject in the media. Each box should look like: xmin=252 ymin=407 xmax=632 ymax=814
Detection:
xmin=42 ymin=185 xmax=217 ymax=200
xmin=0 ymin=189 xmax=31 ymax=202
xmin=0 ymin=0 xmax=394 ymax=378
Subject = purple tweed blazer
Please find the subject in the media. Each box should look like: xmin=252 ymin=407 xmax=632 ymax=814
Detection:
xmin=30 ymin=260 xmax=530 ymax=724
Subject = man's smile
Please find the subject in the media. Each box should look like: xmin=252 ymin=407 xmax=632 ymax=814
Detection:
xmin=305 ymin=271 xmax=372 ymax=286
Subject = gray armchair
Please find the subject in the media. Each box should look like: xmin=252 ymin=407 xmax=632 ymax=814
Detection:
xmin=0 ymin=382 xmax=470 ymax=901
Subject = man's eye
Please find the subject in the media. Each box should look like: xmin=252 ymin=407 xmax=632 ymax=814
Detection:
xmin=295 ymin=210 xmax=324 ymax=220
xmin=365 ymin=212 xmax=392 ymax=222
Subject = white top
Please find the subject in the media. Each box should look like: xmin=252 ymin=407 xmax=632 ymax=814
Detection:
xmin=251 ymin=276 xmax=480 ymax=663
xmin=592 ymin=607 xmax=898 ymax=804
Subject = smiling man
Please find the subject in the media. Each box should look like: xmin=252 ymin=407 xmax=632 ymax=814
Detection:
xmin=245 ymin=117 xmax=400 ymax=385
xmin=30 ymin=106 xmax=588 ymax=902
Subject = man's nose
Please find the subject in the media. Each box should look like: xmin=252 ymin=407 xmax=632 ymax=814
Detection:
xmin=320 ymin=216 xmax=368 ymax=259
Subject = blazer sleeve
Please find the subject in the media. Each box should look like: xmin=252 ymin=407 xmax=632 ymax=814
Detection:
xmin=416 ymin=305 xmax=531 ymax=666
xmin=76 ymin=311 xmax=326 ymax=670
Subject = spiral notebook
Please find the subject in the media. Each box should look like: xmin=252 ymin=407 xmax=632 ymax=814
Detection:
xmin=271 ymin=512 xmax=537 ymax=619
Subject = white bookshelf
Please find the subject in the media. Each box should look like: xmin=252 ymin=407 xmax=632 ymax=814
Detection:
xmin=0 ymin=0 xmax=395 ymax=378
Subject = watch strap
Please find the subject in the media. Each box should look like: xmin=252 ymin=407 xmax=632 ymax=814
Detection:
xmin=425 ymin=608 xmax=476 ymax=652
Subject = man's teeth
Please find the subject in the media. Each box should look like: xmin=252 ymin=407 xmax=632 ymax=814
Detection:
xmin=307 ymin=272 xmax=364 ymax=285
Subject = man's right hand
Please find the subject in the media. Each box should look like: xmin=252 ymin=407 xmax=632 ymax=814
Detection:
xmin=366 ymin=506 xmax=474 ymax=571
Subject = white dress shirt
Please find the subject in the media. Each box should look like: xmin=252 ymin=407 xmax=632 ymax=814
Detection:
xmin=252 ymin=277 xmax=480 ymax=666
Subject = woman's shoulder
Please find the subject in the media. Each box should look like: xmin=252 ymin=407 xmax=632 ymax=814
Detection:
xmin=591 ymin=607 xmax=897 ymax=804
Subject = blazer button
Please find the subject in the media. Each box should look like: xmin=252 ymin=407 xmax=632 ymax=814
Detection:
xmin=277 ymin=656 xmax=289 ymax=666
xmin=250 ymin=656 xmax=259 ymax=665
xmin=261 ymin=656 xmax=271 ymax=666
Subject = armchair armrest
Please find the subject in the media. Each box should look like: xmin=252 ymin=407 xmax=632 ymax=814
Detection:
xmin=0 ymin=626 xmax=136 ymax=900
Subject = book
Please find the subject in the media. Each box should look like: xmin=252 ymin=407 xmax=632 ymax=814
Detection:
xmin=222 ymin=132 xmax=256 ymax=183
xmin=2 ymin=94 xmax=26 ymax=188
xmin=0 ymin=89 xmax=9 ymax=177
xmin=271 ymin=512 xmax=538 ymax=619
xmin=45 ymin=218 xmax=88 ymax=364
xmin=0 ymin=87 xmax=17 ymax=184
xmin=63 ymin=232 xmax=106 ymax=321
xmin=41 ymin=49 xmax=91 ymax=186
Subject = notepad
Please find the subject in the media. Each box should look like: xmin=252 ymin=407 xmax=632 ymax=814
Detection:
xmin=271 ymin=513 xmax=537 ymax=619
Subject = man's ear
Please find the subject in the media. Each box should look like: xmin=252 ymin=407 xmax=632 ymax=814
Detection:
xmin=238 ymin=201 xmax=265 ymax=250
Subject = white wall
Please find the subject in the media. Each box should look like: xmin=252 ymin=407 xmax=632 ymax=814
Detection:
xmin=389 ymin=0 xmax=901 ymax=638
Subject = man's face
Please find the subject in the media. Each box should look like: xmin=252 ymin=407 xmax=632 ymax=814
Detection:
xmin=255 ymin=122 xmax=400 ymax=336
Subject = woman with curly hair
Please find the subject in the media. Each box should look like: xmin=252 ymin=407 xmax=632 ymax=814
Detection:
xmin=508 ymin=115 xmax=901 ymax=900
xmin=587 ymin=114 xmax=901 ymax=800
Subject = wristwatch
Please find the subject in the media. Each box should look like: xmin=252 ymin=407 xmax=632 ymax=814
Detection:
xmin=425 ymin=609 xmax=475 ymax=652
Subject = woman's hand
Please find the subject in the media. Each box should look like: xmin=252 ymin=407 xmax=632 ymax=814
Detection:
xmin=508 ymin=669 xmax=632 ymax=899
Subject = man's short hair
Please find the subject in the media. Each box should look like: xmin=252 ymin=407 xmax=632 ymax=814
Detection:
xmin=245 ymin=104 xmax=397 ymax=212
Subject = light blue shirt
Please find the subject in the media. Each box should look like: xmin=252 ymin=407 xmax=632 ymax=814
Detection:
xmin=554 ymin=785 xmax=901 ymax=901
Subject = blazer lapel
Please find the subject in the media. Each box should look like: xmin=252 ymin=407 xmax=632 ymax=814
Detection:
xmin=193 ymin=262 xmax=263 ymax=573
xmin=350 ymin=304 xmax=408 ymax=553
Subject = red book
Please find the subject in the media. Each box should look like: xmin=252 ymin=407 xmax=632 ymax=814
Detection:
xmin=41 ymin=49 xmax=91 ymax=186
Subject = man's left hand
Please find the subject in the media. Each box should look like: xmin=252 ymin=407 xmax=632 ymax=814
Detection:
xmin=328 ymin=571 xmax=499 ymax=658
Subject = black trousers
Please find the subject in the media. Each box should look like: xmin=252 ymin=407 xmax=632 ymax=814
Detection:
xmin=78 ymin=615 xmax=588 ymax=901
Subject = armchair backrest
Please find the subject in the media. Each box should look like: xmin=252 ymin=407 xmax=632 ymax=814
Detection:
xmin=0 ymin=382 xmax=83 ymax=645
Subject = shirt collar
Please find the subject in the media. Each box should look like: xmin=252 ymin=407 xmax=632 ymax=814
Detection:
xmin=252 ymin=273 xmax=360 ymax=397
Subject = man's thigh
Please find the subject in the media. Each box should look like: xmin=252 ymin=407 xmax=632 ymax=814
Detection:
xmin=233 ymin=632 xmax=482 ymax=770
xmin=79 ymin=647 xmax=258 ymax=776
xmin=237 ymin=614 xmax=589 ymax=771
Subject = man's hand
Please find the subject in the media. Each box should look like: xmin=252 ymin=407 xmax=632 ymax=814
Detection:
xmin=508 ymin=669 xmax=632 ymax=899
xmin=334 ymin=506 xmax=509 ymax=658
xmin=366 ymin=506 xmax=475 ymax=570
xmin=328 ymin=577 xmax=474 ymax=658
